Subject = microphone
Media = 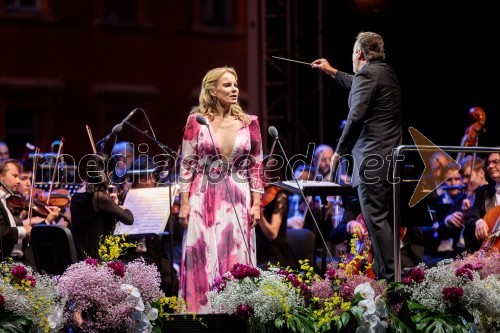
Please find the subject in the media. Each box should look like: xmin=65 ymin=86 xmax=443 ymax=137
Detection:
xmin=269 ymin=126 xmax=335 ymax=263
xmin=195 ymin=114 xmax=208 ymax=126
xmin=267 ymin=126 xmax=279 ymax=158
xmin=112 ymin=108 xmax=138 ymax=134
xmin=196 ymin=113 xmax=254 ymax=266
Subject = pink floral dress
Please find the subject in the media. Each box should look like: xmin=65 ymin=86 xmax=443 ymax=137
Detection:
xmin=178 ymin=114 xmax=264 ymax=313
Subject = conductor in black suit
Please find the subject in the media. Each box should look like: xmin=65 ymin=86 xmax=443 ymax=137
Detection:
xmin=312 ymin=31 xmax=402 ymax=281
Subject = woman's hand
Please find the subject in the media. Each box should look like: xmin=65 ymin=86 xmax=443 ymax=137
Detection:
xmin=179 ymin=203 xmax=190 ymax=228
xmin=249 ymin=205 xmax=260 ymax=228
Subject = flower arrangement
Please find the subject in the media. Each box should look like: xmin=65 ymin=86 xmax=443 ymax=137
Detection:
xmin=55 ymin=234 xmax=170 ymax=332
xmin=403 ymin=249 xmax=500 ymax=333
xmin=207 ymin=262 xmax=313 ymax=332
xmin=0 ymin=259 xmax=66 ymax=332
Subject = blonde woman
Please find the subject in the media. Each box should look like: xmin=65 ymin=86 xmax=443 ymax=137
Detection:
xmin=178 ymin=67 xmax=264 ymax=313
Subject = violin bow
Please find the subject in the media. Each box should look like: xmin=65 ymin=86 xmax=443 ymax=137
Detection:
xmin=28 ymin=147 xmax=41 ymax=225
xmin=46 ymin=137 xmax=65 ymax=205
xmin=86 ymin=125 xmax=98 ymax=154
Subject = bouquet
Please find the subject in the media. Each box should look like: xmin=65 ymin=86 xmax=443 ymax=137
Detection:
xmin=404 ymin=249 xmax=500 ymax=333
xmin=207 ymin=263 xmax=313 ymax=332
xmin=0 ymin=259 xmax=66 ymax=332
xmin=56 ymin=257 xmax=165 ymax=332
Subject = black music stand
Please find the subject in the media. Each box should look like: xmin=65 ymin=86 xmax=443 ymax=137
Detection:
xmin=276 ymin=180 xmax=356 ymax=272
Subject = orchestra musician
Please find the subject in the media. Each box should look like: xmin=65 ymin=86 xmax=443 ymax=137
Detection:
xmin=256 ymin=156 xmax=299 ymax=270
xmin=0 ymin=159 xmax=32 ymax=264
xmin=464 ymin=151 xmax=500 ymax=252
xmin=70 ymin=153 xmax=134 ymax=261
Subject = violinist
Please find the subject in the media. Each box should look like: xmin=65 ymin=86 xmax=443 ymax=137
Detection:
xmin=70 ymin=153 xmax=134 ymax=261
xmin=464 ymin=151 xmax=500 ymax=252
xmin=459 ymin=155 xmax=488 ymax=211
xmin=17 ymin=162 xmax=69 ymax=227
xmin=256 ymin=155 xmax=298 ymax=269
xmin=0 ymin=159 xmax=31 ymax=263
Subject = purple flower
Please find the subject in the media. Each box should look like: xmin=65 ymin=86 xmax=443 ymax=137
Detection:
xmin=235 ymin=304 xmax=252 ymax=320
xmin=25 ymin=275 xmax=36 ymax=287
xmin=11 ymin=264 xmax=28 ymax=280
xmin=0 ymin=294 xmax=4 ymax=312
xmin=85 ymin=258 xmax=99 ymax=266
xmin=286 ymin=273 xmax=301 ymax=288
xmin=326 ymin=268 xmax=336 ymax=280
xmin=405 ymin=267 xmax=425 ymax=284
xmin=213 ymin=276 xmax=227 ymax=292
xmin=277 ymin=269 xmax=288 ymax=276
xmin=442 ymin=287 xmax=464 ymax=303
xmin=107 ymin=261 xmax=126 ymax=277
xmin=455 ymin=267 xmax=474 ymax=281
xmin=230 ymin=263 xmax=260 ymax=279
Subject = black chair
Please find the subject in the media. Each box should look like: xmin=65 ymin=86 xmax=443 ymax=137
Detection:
xmin=286 ymin=228 xmax=316 ymax=266
xmin=30 ymin=224 xmax=78 ymax=275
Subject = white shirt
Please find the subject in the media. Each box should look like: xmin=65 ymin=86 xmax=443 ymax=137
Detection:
xmin=0 ymin=189 xmax=26 ymax=257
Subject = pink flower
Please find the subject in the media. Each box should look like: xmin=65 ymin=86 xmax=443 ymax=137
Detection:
xmin=326 ymin=268 xmax=336 ymax=280
xmin=455 ymin=267 xmax=474 ymax=281
xmin=0 ymin=294 xmax=4 ymax=312
xmin=404 ymin=267 xmax=425 ymax=284
xmin=85 ymin=258 xmax=99 ymax=266
xmin=442 ymin=287 xmax=464 ymax=303
xmin=230 ymin=263 xmax=260 ymax=279
xmin=213 ymin=276 xmax=227 ymax=292
xmin=107 ymin=261 xmax=126 ymax=277
xmin=235 ymin=304 xmax=252 ymax=320
xmin=25 ymin=275 xmax=36 ymax=287
xmin=11 ymin=264 xmax=27 ymax=280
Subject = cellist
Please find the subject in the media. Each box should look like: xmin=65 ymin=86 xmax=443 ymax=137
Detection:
xmin=464 ymin=151 xmax=500 ymax=252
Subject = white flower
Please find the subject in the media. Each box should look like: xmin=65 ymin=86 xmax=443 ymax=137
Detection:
xmin=47 ymin=305 xmax=64 ymax=329
xmin=356 ymin=313 xmax=378 ymax=333
xmin=354 ymin=282 xmax=375 ymax=300
xmin=121 ymin=283 xmax=145 ymax=311
xmin=358 ymin=299 xmax=376 ymax=315
xmin=375 ymin=295 xmax=387 ymax=317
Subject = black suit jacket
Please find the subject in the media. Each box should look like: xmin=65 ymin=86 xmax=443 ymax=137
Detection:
xmin=464 ymin=182 xmax=496 ymax=252
xmin=334 ymin=60 xmax=402 ymax=187
xmin=0 ymin=201 xmax=21 ymax=258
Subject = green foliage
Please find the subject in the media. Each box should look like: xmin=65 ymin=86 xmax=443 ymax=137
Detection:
xmin=0 ymin=314 xmax=32 ymax=333
xmin=408 ymin=300 xmax=471 ymax=333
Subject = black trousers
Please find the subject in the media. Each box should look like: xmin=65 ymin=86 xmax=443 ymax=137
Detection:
xmin=357 ymin=179 xmax=395 ymax=282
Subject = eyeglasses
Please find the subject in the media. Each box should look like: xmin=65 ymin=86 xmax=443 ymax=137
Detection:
xmin=487 ymin=159 xmax=500 ymax=166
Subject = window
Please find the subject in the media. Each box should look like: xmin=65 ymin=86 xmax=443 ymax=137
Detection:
xmin=95 ymin=0 xmax=149 ymax=27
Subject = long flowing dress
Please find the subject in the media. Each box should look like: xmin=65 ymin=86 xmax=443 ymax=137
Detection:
xmin=178 ymin=114 xmax=263 ymax=313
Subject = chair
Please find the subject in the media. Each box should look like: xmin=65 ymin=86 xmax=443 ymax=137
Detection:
xmin=30 ymin=224 xmax=78 ymax=275
xmin=286 ymin=228 xmax=316 ymax=266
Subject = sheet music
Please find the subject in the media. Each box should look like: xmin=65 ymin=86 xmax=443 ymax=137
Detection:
xmin=114 ymin=186 xmax=176 ymax=236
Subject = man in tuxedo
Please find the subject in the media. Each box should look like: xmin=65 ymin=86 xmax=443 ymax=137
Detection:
xmin=0 ymin=159 xmax=32 ymax=262
xmin=312 ymin=31 xmax=402 ymax=281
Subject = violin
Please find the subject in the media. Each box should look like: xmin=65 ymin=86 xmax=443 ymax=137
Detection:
xmin=479 ymin=206 xmax=500 ymax=252
xmin=261 ymin=185 xmax=282 ymax=207
xmin=32 ymin=188 xmax=71 ymax=209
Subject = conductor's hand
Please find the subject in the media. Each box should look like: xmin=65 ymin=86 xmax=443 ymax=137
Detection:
xmin=311 ymin=58 xmax=337 ymax=77
xmin=249 ymin=205 xmax=260 ymax=229
xmin=287 ymin=216 xmax=304 ymax=229
xmin=179 ymin=203 xmax=190 ymax=228
xmin=346 ymin=220 xmax=367 ymax=238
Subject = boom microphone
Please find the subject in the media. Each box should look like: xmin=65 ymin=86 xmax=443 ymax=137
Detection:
xmin=112 ymin=108 xmax=138 ymax=134
xmin=267 ymin=126 xmax=279 ymax=158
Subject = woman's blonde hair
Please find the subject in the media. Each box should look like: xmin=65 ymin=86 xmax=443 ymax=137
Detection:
xmin=190 ymin=67 xmax=249 ymax=124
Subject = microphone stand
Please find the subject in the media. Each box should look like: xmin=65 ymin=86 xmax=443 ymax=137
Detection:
xmin=123 ymin=121 xmax=179 ymax=158
xmin=199 ymin=119 xmax=255 ymax=267
xmin=95 ymin=131 xmax=115 ymax=153
xmin=122 ymin=120 xmax=179 ymax=294
xmin=272 ymin=132 xmax=335 ymax=264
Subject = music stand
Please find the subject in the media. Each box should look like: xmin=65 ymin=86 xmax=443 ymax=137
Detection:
xmin=276 ymin=180 xmax=356 ymax=272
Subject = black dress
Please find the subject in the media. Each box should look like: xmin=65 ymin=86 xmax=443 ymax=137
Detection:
xmin=70 ymin=191 xmax=134 ymax=260
xmin=256 ymin=190 xmax=299 ymax=269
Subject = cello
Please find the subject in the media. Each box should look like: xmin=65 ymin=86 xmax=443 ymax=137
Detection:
xmin=480 ymin=206 xmax=500 ymax=252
